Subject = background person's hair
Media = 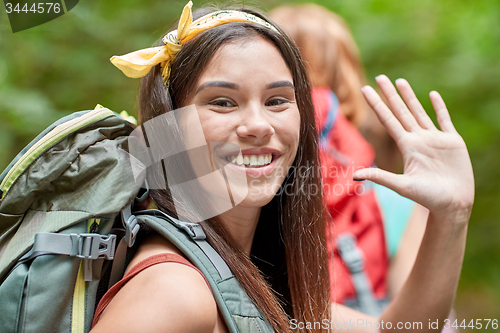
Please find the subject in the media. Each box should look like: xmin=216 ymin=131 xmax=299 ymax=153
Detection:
xmin=269 ymin=4 xmax=368 ymax=127
xmin=269 ymin=4 xmax=401 ymax=172
xmin=138 ymin=6 xmax=331 ymax=333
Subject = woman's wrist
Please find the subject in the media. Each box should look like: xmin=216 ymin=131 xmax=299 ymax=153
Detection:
xmin=425 ymin=206 xmax=471 ymax=239
xmin=428 ymin=203 xmax=472 ymax=228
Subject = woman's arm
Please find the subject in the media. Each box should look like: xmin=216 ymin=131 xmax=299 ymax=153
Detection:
xmin=331 ymin=75 xmax=474 ymax=332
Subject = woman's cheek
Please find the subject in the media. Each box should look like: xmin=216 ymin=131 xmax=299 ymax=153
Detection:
xmin=198 ymin=112 xmax=229 ymax=142
xmin=285 ymin=110 xmax=300 ymax=152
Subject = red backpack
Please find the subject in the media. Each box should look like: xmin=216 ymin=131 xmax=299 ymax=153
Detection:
xmin=312 ymin=87 xmax=389 ymax=315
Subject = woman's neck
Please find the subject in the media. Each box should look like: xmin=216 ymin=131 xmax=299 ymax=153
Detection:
xmin=219 ymin=205 xmax=261 ymax=255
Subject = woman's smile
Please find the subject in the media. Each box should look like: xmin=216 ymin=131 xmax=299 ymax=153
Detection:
xmin=218 ymin=149 xmax=282 ymax=177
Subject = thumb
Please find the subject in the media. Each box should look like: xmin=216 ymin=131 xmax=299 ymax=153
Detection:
xmin=353 ymin=167 xmax=408 ymax=196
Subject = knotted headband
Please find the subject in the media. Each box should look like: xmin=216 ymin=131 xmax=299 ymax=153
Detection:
xmin=110 ymin=1 xmax=278 ymax=85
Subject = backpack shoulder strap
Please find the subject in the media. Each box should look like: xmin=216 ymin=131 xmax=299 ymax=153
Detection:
xmin=337 ymin=232 xmax=385 ymax=317
xmin=136 ymin=210 xmax=273 ymax=333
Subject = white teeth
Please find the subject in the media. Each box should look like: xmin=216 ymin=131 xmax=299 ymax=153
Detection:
xmin=227 ymin=153 xmax=273 ymax=167
xmin=236 ymin=154 xmax=244 ymax=165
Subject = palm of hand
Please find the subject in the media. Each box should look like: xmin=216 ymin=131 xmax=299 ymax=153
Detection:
xmin=354 ymin=76 xmax=474 ymax=220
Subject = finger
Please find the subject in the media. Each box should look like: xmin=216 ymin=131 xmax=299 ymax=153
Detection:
xmin=353 ymin=167 xmax=409 ymax=197
xmin=395 ymin=78 xmax=437 ymax=130
xmin=361 ymin=85 xmax=406 ymax=141
xmin=375 ymin=75 xmax=420 ymax=131
xmin=430 ymin=91 xmax=457 ymax=133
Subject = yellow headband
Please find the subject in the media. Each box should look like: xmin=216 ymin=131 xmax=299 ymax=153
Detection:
xmin=110 ymin=1 xmax=278 ymax=84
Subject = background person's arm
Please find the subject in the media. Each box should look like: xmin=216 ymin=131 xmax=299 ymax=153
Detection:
xmin=388 ymin=204 xmax=428 ymax=298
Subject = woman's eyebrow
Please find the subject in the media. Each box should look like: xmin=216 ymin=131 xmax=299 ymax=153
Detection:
xmin=195 ymin=81 xmax=239 ymax=94
xmin=266 ymin=81 xmax=295 ymax=90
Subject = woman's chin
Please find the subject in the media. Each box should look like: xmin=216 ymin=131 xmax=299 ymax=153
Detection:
xmin=237 ymin=195 xmax=273 ymax=208
xmin=235 ymin=183 xmax=281 ymax=208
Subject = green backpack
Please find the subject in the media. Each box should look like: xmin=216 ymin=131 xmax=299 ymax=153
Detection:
xmin=0 ymin=106 xmax=272 ymax=333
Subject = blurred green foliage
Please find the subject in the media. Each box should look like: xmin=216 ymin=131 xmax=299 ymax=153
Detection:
xmin=1 ymin=0 xmax=499 ymax=326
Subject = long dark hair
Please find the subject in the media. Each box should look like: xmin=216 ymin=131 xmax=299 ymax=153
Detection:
xmin=138 ymin=7 xmax=330 ymax=333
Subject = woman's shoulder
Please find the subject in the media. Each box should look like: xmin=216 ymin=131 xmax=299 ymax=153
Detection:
xmin=125 ymin=232 xmax=186 ymax=269
xmin=92 ymin=233 xmax=218 ymax=333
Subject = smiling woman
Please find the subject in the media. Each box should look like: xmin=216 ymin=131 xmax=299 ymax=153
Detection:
xmin=92 ymin=4 xmax=329 ymax=332
xmin=89 ymin=2 xmax=474 ymax=333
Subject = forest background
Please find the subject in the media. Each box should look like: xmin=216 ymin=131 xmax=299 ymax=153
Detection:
xmin=1 ymin=0 xmax=499 ymax=328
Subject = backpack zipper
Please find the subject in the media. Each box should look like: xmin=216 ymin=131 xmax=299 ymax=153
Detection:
xmin=0 ymin=107 xmax=115 ymax=200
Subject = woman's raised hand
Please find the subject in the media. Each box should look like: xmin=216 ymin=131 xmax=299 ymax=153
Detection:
xmin=353 ymin=75 xmax=474 ymax=223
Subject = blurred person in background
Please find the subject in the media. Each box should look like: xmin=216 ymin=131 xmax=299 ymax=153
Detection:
xmin=269 ymin=4 xmax=442 ymax=319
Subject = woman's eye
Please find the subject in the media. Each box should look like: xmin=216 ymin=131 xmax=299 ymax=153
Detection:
xmin=267 ymin=98 xmax=289 ymax=107
xmin=209 ymin=99 xmax=234 ymax=108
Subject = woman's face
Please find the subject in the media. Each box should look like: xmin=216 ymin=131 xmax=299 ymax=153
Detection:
xmin=183 ymin=36 xmax=300 ymax=208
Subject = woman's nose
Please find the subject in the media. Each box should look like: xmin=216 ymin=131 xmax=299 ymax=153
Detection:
xmin=236 ymin=104 xmax=275 ymax=140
